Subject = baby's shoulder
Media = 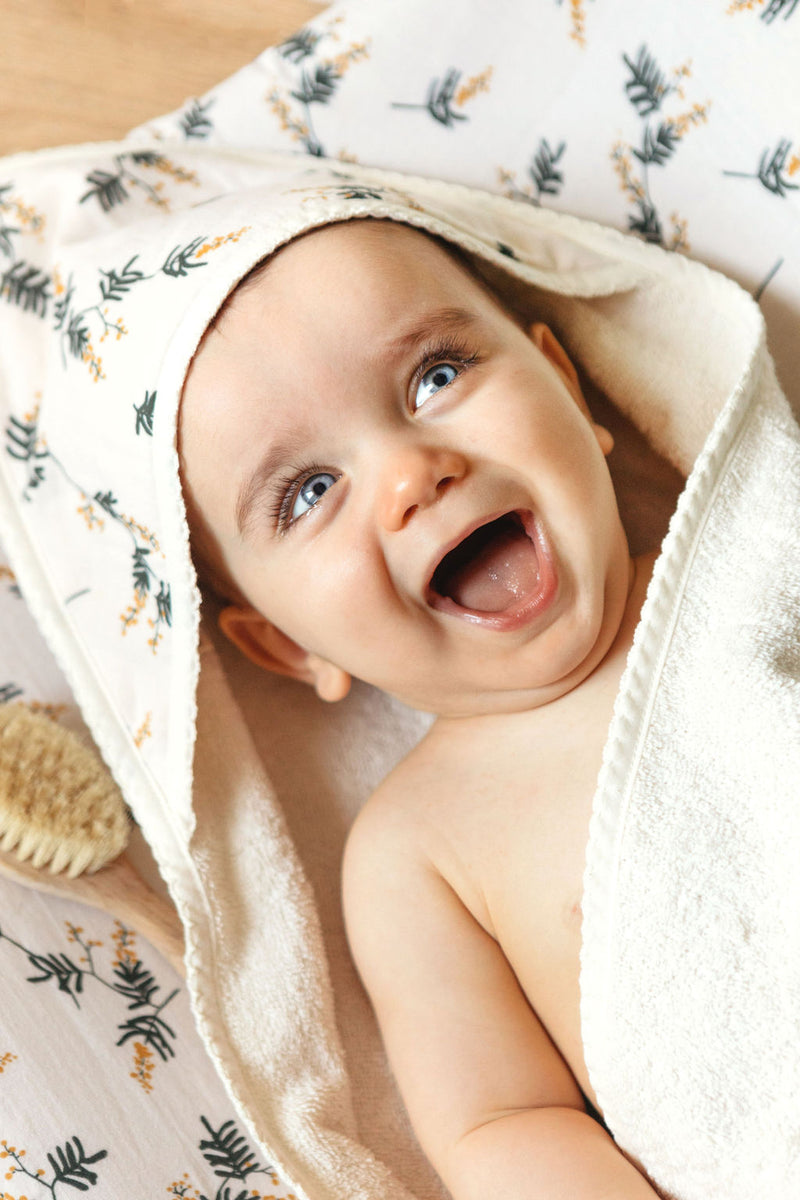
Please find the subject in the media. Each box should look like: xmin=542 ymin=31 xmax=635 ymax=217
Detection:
xmin=344 ymin=735 xmax=451 ymax=869
xmin=342 ymin=727 xmax=493 ymax=932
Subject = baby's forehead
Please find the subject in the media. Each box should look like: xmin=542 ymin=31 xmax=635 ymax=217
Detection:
xmin=222 ymin=218 xmax=475 ymax=313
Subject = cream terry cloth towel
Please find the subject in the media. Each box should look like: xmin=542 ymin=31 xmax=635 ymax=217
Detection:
xmin=0 ymin=132 xmax=797 ymax=1200
xmin=579 ymin=292 xmax=800 ymax=1194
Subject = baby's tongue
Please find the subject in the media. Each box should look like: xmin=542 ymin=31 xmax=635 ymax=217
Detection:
xmin=440 ymin=517 xmax=540 ymax=612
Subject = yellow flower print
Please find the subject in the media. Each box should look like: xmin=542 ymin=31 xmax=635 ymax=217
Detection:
xmin=0 ymin=186 xmax=46 ymax=261
xmin=194 ymin=227 xmax=251 ymax=258
xmin=670 ymin=57 xmax=693 ymax=100
xmin=671 ymin=101 xmax=711 ymax=138
xmin=66 ymin=921 xmax=104 ymax=966
xmin=134 ymin=712 xmax=153 ymax=748
xmin=726 ymin=0 xmax=797 ymax=20
xmin=0 ymin=1053 xmax=17 ymax=1076
xmin=121 ymin=589 xmax=148 ymax=635
xmin=131 ymin=1041 xmax=156 ymax=1093
xmin=568 ymin=0 xmax=589 ymax=46
xmin=77 ymin=496 xmax=105 ymax=531
xmin=454 ymin=66 xmax=494 ymax=107
xmin=112 ymin=919 xmax=138 ymax=968
xmin=325 ymin=39 xmax=371 ymax=78
xmin=168 ymin=1172 xmax=202 ymax=1198
xmin=667 ymin=214 xmax=690 ymax=254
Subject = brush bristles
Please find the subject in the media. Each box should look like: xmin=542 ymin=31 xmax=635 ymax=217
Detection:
xmin=0 ymin=703 xmax=130 ymax=876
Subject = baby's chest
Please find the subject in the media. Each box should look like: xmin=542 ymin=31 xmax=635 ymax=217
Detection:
xmin=448 ymin=754 xmax=592 ymax=963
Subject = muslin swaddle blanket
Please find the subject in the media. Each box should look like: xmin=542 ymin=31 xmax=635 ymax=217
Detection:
xmin=2 ymin=5 xmax=800 ymax=1199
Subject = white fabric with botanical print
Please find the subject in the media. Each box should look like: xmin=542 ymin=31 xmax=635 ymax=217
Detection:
xmin=0 ymin=876 xmax=297 ymax=1200
xmin=135 ymin=0 xmax=800 ymax=414
xmin=1 ymin=3 xmax=799 ymax=1200
xmin=0 ymin=560 xmax=301 ymax=1200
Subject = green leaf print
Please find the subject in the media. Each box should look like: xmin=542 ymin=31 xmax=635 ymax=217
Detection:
xmin=47 ymin=1137 xmax=109 ymax=1191
xmin=623 ymin=46 xmax=674 ymax=117
xmin=180 ymin=98 xmax=216 ymax=140
xmin=529 ymin=139 xmax=567 ymax=198
xmin=26 ymin=950 xmax=86 ymax=1005
xmin=279 ymin=28 xmax=321 ymax=62
xmin=762 ymin=0 xmax=798 ymax=21
xmin=98 ymin=256 xmax=147 ymax=302
xmin=162 ymin=236 xmax=208 ymax=278
xmin=633 ymin=121 xmax=680 ymax=167
xmin=0 ymin=1136 xmax=109 ymax=1196
xmin=393 ymin=68 xmax=469 ymax=127
xmin=198 ymin=1118 xmax=266 ymax=1186
xmin=266 ymin=21 xmax=370 ymax=158
xmin=615 ymin=44 xmax=709 ymax=253
xmin=134 ymin=390 xmax=156 ymax=436
xmin=1 ymin=260 xmax=51 ymax=317
xmin=723 ymin=139 xmax=799 ymax=197
xmin=291 ymin=62 xmax=340 ymax=105
xmin=80 ymin=168 xmax=129 ymax=213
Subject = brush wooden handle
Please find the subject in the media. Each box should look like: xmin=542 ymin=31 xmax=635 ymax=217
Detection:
xmin=0 ymin=848 xmax=185 ymax=978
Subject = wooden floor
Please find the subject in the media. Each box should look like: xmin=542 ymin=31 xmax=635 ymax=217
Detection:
xmin=0 ymin=0 xmax=324 ymax=156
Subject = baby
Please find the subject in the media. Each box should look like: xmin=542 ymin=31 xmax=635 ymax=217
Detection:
xmin=179 ymin=216 xmax=664 ymax=1199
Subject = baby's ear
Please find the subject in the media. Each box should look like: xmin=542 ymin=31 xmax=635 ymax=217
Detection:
xmin=218 ymin=606 xmax=351 ymax=702
xmin=529 ymin=322 xmax=614 ymax=457
xmin=529 ymin=322 xmax=583 ymax=402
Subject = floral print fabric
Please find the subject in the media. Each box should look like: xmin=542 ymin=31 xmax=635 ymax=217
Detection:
xmin=1 ymin=0 xmax=798 ymax=1196
xmin=138 ymin=0 xmax=799 ymax=408
xmin=0 ymin=872 xmax=299 ymax=1200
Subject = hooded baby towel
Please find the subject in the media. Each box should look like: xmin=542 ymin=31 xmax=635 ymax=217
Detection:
xmin=2 ymin=40 xmax=800 ymax=1200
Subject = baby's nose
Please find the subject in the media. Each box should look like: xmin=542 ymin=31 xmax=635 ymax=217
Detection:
xmin=378 ymin=446 xmax=467 ymax=532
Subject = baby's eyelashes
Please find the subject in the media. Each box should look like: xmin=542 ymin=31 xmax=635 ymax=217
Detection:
xmin=269 ymin=464 xmax=339 ymax=532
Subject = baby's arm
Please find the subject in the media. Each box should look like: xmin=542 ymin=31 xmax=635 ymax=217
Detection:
xmin=343 ymin=792 xmax=659 ymax=1200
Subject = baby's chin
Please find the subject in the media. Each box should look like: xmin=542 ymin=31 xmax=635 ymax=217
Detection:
xmin=394 ymin=566 xmax=636 ymax=720
xmin=389 ymin=654 xmax=612 ymax=721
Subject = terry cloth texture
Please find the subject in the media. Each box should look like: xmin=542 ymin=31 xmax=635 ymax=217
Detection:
xmin=2 ymin=6 xmax=800 ymax=1196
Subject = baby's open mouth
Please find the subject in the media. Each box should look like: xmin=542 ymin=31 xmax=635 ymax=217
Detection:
xmin=429 ymin=511 xmax=542 ymax=615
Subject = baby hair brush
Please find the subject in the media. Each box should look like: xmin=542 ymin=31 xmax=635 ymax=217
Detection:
xmin=0 ymin=702 xmax=184 ymax=975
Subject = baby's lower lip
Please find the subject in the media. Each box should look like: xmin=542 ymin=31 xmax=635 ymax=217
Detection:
xmin=426 ymin=511 xmax=558 ymax=631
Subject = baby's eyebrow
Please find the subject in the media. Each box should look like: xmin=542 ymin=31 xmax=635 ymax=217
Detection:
xmin=384 ymin=307 xmax=480 ymax=361
xmin=236 ymin=433 xmax=306 ymax=538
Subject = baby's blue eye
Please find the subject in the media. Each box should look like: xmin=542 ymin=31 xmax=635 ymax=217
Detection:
xmin=414 ymin=362 xmax=459 ymax=410
xmin=291 ymin=472 xmax=337 ymax=521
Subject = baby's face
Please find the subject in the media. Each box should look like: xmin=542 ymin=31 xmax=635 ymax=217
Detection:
xmin=180 ymin=220 xmax=630 ymax=717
